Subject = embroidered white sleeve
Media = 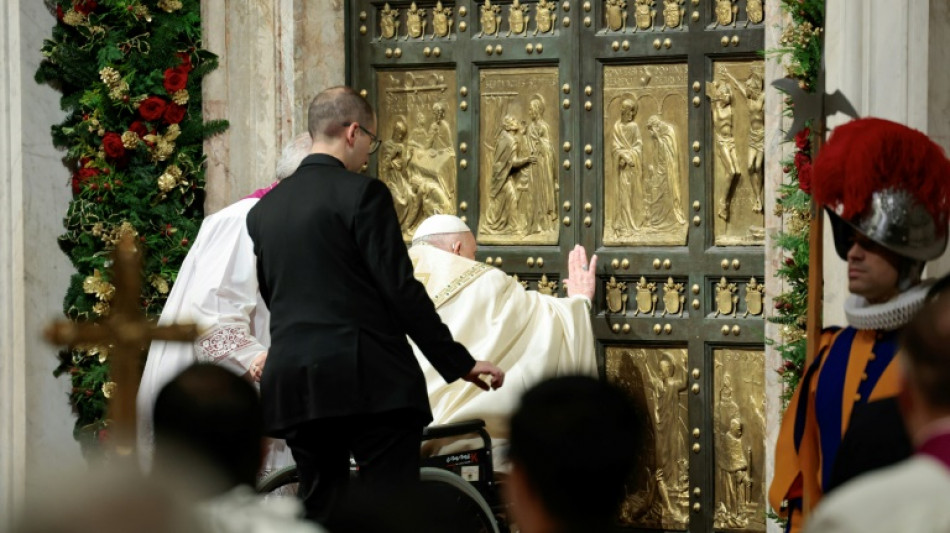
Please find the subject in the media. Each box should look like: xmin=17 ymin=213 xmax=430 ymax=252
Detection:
xmin=195 ymin=324 xmax=256 ymax=363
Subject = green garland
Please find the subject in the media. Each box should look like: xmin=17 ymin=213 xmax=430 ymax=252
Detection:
xmin=35 ymin=0 xmax=227 ymax=459
xmin=768 ymin=0 xmax=824 ymax=405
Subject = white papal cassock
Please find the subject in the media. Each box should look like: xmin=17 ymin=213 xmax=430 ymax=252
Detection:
xmin=408 ymin=242 xmax=597 ymax=457
xmin=136 ymin=195 xmax=292 ymax=476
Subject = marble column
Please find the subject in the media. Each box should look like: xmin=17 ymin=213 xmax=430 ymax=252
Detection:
xmin=762 ymin=2 xmax=790 ymax=531
xmin=0 ymin=2 xmax=27 ymax=526
xmin=202 ymin=0 xmax=346 ymax=214
xmin=1 ymin=1 xmax=85 ymax=527
xmin=924 ymin=0 xmax=950 ymax=274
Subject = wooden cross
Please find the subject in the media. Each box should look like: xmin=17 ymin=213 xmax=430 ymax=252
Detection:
xmin=44 ymin=233 xmax=197 ymax=454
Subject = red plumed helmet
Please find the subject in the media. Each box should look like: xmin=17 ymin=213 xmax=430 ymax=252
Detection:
xmin=813 ymin=118 xmax=950 ymax=261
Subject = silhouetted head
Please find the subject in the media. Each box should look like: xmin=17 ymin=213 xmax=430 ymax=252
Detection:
xmin=152 ymin=364 xmax=262 ymax=493
xmin=508 ymin=376 xmax=644 ymax=532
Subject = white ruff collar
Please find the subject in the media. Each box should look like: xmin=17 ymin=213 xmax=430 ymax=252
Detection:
xmin=844 ymin=280 xmax=934 ymax=331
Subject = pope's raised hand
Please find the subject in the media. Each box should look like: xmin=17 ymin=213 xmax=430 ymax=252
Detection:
xmin=563 ymin=244 xmax=597 ymax=301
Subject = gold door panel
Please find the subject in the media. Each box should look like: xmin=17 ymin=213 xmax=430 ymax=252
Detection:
xmin=377 ymin=70 xmax=458 ymax=241
xmin=477 ymin=67 xmax=560 ymax=245
xmin=352 ymin=3 xmax=767 ymax=530
xmin=709 ymin=60 xmax=765 ymax=246
xmin=607 ymin=345 xmax=690 ymax=530
xmin=713 ymin=348 xmax=766 ymax=532
xmin=603 ymin=64 xmax=689 ymax=246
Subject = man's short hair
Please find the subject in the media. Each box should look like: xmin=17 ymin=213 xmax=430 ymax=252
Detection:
xmin=152 ymin=364 xmax=262 ymax=489
xmin=902 ymin=284 xmax=950 ymax=409
xmin=308 ymin=86 xmax=375 ymax=141
xmin=508 ymin=375 xmax=644 ymax=531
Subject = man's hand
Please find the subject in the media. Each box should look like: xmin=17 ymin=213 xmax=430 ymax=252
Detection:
xmin=463 ymin=361 xmax=505 ymax=391
xmin=249 ymin=351 xmax=267 ymax=383
xmin=563 ymin=244 xmax=597 ymax=301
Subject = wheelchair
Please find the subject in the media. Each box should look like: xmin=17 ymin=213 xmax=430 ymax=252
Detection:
xmin=257 ymin=419 xmax=509 ymax=533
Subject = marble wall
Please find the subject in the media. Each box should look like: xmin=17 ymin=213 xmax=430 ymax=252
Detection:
xmin=202 ymin=0 xmax=346 ymax=214
xmin=1 ymin=0 xmax=85 ymax=527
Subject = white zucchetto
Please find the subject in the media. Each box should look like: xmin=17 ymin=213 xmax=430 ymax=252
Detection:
xmin=412 ymin=214 xmax=472 ymax=242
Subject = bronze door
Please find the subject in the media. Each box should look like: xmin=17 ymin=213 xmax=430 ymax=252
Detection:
xmin=348 ymin=0 xmax=767 ymax=530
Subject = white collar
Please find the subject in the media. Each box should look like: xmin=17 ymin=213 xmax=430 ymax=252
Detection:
xmin=844 ymin=280 xmax=934 ymax=331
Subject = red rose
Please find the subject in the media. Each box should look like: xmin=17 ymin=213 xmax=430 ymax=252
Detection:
xmin=139 ymin=96 xmax=167 ymax=122
xmin=78 ymin=167 xmax=99 ymax=180
xmin=128 ymin=121 xmax=148 ymax=138
xmin=163 ymin=67 xmax=188 ymax=93
xmin=794 ymin=151 xmax=813 ymax=193
xmin=102 ymin=132 xmax=126 ymax=159
xmin=163 ymin=103 xmax=186 ymax=124
xmin=794 ymin=127 xmax=811 ymax=151
xmin=797 ymin=159 xmax=813 ymax=194
xmin=57 ymin=5 xmax=64 ymax=20
xmin=793 ymin=151 xmax=810 ymax=170
xmin=74 ymin=0 xmax=97 ymax=14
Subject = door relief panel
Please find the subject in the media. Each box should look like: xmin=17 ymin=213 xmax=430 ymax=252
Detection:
xmin=378 ymin=70 xmax=459 ymax=241
xmin=708 ymin=60 xmax=765 ymax=246
xmin=607 ymin=346 xmax=690 ymax=530
xmin=604 ymin=64 xmax=689 ymax=246
xmin=478 ymin=67 xmax=560 ymax=245
xmin=713 ymin=348 xmax=766 ymax=532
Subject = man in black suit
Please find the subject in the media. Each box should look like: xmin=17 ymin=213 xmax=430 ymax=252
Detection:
xmin=246 ymin=86 xmax=505 ymax=523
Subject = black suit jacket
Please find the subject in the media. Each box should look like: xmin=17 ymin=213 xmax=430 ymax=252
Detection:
xmin=246 ymin=154 xmax=476 ymax=436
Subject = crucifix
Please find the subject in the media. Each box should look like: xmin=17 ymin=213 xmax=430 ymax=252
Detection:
xmin=44 ymin=233 xmax=197 ymax=454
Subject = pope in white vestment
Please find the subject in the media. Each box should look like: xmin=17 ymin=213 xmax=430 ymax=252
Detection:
xmin=407 ymin=215 xmax=598 ymax=456
xmin=137 ymin=134 xmax=312 ymax=475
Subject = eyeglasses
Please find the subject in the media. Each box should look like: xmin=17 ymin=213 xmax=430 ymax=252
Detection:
xmin=343 ymin=122 xmax=381 ymax=154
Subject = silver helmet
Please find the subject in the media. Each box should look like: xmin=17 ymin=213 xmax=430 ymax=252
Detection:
xmin=827 ymin=188 xmax=948 ymax=262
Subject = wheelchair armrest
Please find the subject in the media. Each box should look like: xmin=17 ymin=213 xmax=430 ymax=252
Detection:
xmin=423 ymin=419 xmax=486 ymax=441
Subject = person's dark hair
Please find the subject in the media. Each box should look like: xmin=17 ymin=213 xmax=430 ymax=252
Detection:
xmin=902 ymin=278 xmax=950 ymax=409
xmin=152 ymin=363 xmax=262 ymax=489
xmin=508 ymin=375 xmax=644 ymax=532
xmin=308 ymin=86 xmax=375 ymax=141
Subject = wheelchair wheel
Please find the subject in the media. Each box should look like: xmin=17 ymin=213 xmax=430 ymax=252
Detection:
xmin=256 ymin=464 xmax=501 ymax=533
xmin=256 ymin=464 xmax=300 ymax=494
xmin=420 ymin=467 xmax=500 ymax=533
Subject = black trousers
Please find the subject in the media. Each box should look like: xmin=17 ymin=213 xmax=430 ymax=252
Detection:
xmin=284 ymin=409 xmax=424 ymax=523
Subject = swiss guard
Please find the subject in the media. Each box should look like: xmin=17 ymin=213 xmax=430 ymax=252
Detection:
xmin=769 ymin=118 xmax=950 ymax=532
